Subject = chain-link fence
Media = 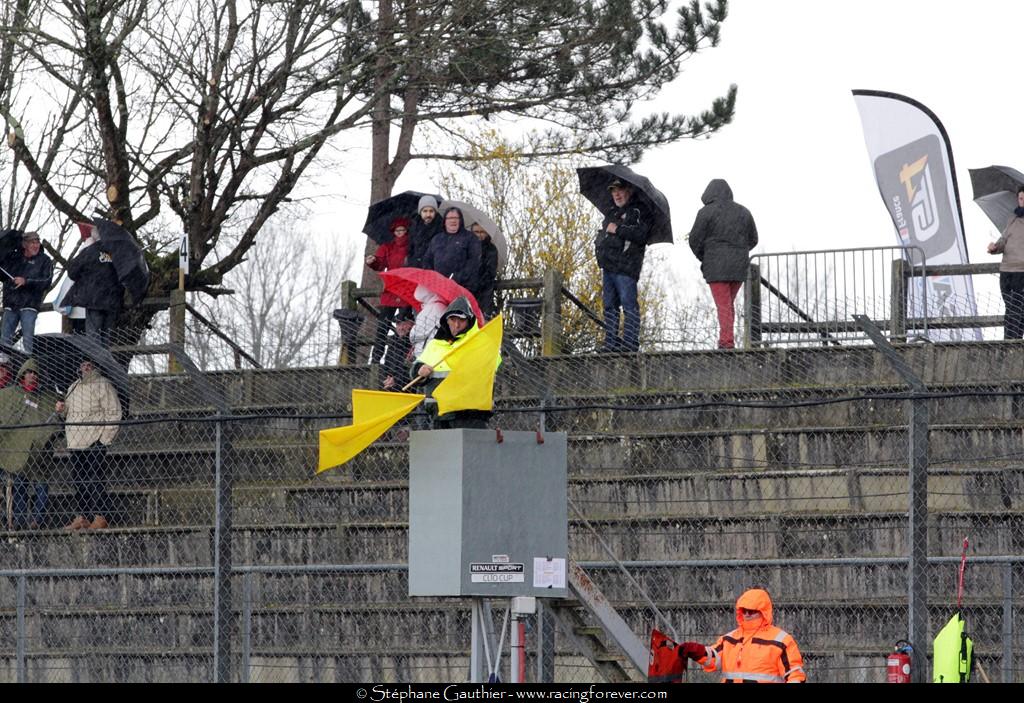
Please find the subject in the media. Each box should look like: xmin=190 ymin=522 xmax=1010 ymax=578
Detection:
xmin=0 ymin=254 xmax=1022 ymax=683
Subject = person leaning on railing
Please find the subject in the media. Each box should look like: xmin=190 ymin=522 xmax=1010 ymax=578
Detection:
xmin=987 ymin=185 xmax=1024 ymax=339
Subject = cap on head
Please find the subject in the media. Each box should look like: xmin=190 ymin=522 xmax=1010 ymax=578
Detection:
xmin=447 ymin=311 xmax=469 ymax=320
xmin=389 ymin=217 xmax=412 ymax=232
xmin=22 ymin=231 xmax=40 ymax=242
xmin=607 ymin=178 xmax=631 ymax=191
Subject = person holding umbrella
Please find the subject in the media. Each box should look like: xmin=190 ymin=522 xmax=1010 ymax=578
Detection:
xmin=63 ymin=224 xmax=125 ymax=347
xmin=56 ymin=359 xmax=122 ymax=530
xmin=986 ymin=186 xmax=1024 ymax=339
xmin=0 ymin=231 xmax=54 ymax=354
xmin=688 ymin=179 xmax=758 ymax=350
xmin=595 ymin=179 xmax=651 ymax=352
xmin=366 ymin=217 xmax=413 ymax=364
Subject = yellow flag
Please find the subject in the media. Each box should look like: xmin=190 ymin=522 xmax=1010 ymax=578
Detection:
xmin=317 ymin=389 xmax=423 ymax=473
xmin=433 ymin=314 xmax=503 ymax=416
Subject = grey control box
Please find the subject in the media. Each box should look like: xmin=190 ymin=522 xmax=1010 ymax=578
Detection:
xmin=407 ymin=429 xmax=568 ymax=598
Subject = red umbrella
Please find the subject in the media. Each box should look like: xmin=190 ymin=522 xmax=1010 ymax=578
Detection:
xmin=378 ymin=267 xmax=483 ymax=321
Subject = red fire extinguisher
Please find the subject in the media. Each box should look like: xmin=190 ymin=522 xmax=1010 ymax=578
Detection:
xmin=887 ymin=640 xmax=913 ymax=683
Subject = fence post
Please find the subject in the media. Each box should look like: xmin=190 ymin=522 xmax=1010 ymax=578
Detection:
xmin=744 ymin=264 xmax=761 ymax=347
xmin=1003 ymin=562 xmax=1014 ymax=683
xmin=542 ymin=269 xmax=563 ymax=357
xmin=890 ymin=259 xmax=907 ymax=341
xmin=854 ymin=315 xmax=929 ymax=682
xmin=337 ymin=280 xmax=359 ymax=366
xmin=242 ymin=571 xmax=253 ymax=683
xmin=212 ymin=416 xmax=234 ymax=682
xmin=168 ymin=288 xmax=187 ymax=373
xmin=16 ymin=573 xmax=26 ymax=683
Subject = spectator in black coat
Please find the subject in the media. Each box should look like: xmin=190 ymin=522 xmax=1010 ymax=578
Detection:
xmin=423 ymin=207 xmax=481 ymax=290
xmin=470 ymin=222 xmax=499 ymax=320
xmin=381 ymin=309 xmax=415 ymax=391
xmin=595 ymin=179 xmax=651 ymax=352
xmin=63 ymin=228 xmax=124 ymax=347
xmin=408 ymin=195 xmax=442 ymax=269
xmin=688 ymin=179 xmax=758 ymax=349
xmin=0 ymin=231 xmax=53 ymax=354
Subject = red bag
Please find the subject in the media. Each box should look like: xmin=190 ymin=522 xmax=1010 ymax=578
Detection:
xmin=648 ymin=629 xmax=686 ymax=683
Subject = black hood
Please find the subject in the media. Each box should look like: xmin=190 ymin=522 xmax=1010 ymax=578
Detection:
xmin=434 ymin=296 xmax=477 ymax=342
xmin=701 ymin=179 xmax=733 ymax=205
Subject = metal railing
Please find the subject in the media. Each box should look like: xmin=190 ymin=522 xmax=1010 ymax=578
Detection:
xmin=745 ymin=246 xmax=928 ymax=347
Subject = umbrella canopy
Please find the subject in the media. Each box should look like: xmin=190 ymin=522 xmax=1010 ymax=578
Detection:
xmin=576 ymin=164 xmax=673 ymax=245
xmin=362 ymin=191 xmax=444 ymax=245
xmin=969 ymin=165 xmax=1024 ymax=234
xmin=0 ymin=229 xmax=23 ymax=282
xmin=32 ymin=333 xmax=130 ymax=406
xmin=93 ymin=218 xmax=150 ymax=305
xmin=377 ymin=267 xmax=483 ymax=322
xmin=438 ymin=199 xmax=509 ymax=273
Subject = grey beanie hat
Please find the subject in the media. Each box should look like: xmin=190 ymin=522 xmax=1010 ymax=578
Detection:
xmin=418 ymin=195 xmax=438 ymax=213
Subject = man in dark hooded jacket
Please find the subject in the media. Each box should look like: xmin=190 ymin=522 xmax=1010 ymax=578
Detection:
xmin=688 ymin=179 xmax=758 ymax=349
xmin=410 ymin=296 xmax=493 ymax=429
xmin=423 ymin=207 xmax=481 ymax=290
xmin=63 ymin=232 xmax=125 ymax=347
xmin=595 ymin=179 xmax=651 ymax=352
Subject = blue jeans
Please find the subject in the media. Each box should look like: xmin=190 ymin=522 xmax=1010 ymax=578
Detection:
xmin=602 ymin=271 xmax=640 ymax=352
xmin=1 ymin=308 xmax=38 ymax=353
xmin=7 ymin=472 xmax=48 ymax=528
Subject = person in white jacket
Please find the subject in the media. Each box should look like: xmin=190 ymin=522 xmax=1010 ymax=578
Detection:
xmin=56 ymin=360 xmax=121 ymax=530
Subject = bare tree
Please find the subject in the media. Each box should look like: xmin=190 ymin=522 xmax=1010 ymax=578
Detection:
xmin=186 ymin=218 xmax=356 ymax=370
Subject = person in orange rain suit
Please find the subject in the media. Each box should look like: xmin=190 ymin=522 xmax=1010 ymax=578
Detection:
xmin=676 ymin=588 xmax=806 ymax=683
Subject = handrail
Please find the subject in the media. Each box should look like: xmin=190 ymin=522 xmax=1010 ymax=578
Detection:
xmin=184 ymin=303 xmax=262 ymax=369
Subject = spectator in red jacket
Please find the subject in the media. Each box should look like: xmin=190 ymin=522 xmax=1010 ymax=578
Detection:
xmin=366 ymin=217 xmax=413 ymax=364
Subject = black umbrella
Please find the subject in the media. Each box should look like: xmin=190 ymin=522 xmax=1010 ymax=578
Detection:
xmin=93 ymin=217 xmax=150 ymax=305
xmin=32 ymin=333 xmax=130 ymax=407
xmin=361 ymin=190 xmax=443 ymax=244
xmin=0 ymin=229 xmax=23 ymax=281
xmin=968 ymin=165 xmax=1024 ymax=234
xmin=576 ymin=164 xmax=673 ymax=245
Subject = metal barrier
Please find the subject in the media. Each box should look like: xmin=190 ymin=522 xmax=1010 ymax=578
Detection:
xmin=745 ymin=246 xmax=928 ymax=347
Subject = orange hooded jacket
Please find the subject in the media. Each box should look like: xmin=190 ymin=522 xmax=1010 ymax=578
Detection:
xmin=696 ymin=589 xmax=806 ymax=683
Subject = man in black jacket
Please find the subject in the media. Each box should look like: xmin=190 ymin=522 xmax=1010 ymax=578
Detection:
xmin=63 ymin=230 xmax=124 ymax=347
xmin=1 ymin=231 xmax=54 ymax=354
xmin=423 ymin=207 xmax=481 ymax=290
xmin=595 ymin=180 xmax=650 ymax=352
xmin=408 ymin=195 xmax=442 ymax=269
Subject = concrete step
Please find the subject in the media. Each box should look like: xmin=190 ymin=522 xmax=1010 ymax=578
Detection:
xmin=60 ymin=421 xmax=1024 ymax=489
xmin=1 ymin=511 xmax=1020 ymax=570
xmin=4 ymin=562 xmax=1018 ymax=611
xmin=118 ymin=383 xmax=1024 ymax=445
xmin=123 ymin=342 xmax=1024 ymax=412
xmin=0 ymin=648 xmax=1011 ymax=683
xmin=38 ymin=465 xmax=1017 ymax=531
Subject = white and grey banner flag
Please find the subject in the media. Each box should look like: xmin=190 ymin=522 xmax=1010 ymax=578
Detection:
xmin=853 ymin=90 xmax=979 ymax=340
